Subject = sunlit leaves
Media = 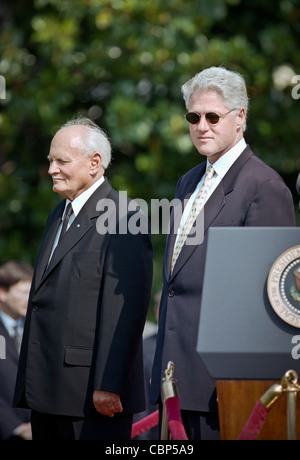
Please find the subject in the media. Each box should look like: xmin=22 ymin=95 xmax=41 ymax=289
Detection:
xmin=0 ymin=0 xmax=299 ymax=267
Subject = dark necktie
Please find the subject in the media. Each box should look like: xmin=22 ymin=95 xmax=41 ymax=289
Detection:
xmin=59 ymin=203 xmax=73 ymax=242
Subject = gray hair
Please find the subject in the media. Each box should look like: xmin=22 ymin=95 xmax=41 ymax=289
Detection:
xmin=181 ymin=66 xmax=249 ymax=131
xmin=57 ymin=116 xmax=112 ymax=169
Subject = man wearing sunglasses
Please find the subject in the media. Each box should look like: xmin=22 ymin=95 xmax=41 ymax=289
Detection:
xmin=150 ymin=66 xmax=296 ymax=440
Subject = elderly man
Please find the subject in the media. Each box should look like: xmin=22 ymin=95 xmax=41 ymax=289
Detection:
xmin=150 ymin=66 xmax=296 ymax=440
xmin=14 ymin=117 xmax=153 ymax=440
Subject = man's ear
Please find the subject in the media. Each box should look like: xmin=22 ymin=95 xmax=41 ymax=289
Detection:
xmin=236 ymin=108 xmax=246 ymax=131
xmin=90 ymin=152 xmax=103 ymax=176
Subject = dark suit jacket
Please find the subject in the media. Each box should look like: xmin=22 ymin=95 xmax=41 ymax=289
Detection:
xmin=150 ymin=145 xmax=296 ymax=412
xmin=14 ymin=179 xmax=153 ymax=418
xmin=0 ymin=320 xmax=30 ymax=439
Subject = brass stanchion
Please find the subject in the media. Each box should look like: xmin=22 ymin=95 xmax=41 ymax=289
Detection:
xmin=282 ymin=370 xmax=300 ymax=440
xmin=260 ymin=382 xmax=283 ymax=409
xmin=238 ymin=370 xmax=300 ymax=440
xmin=161 ymin=361 xmax=179 ymax=440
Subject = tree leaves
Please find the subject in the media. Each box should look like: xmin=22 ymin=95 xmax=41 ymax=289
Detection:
xmin=0 ymin=0 xmax=299 ymax=278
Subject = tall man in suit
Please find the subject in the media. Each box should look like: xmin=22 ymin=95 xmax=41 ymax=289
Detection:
xmin=150 ymin=66 xmax=296 ymax=440
xmin=13 ymin=117 xmax=153 ymax=440
xmin=0 ymin=261 xmax=33 ymax=440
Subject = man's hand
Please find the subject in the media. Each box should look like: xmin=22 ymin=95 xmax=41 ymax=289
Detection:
xmin=14 ymin=422 xmax=32 ymax=440
xmin=93 ymin=390 xmax=123 ymax=417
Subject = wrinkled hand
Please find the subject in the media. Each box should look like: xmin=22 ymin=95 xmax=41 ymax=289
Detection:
xmin=93 ymin=390 xmax=123 ymax=417
xmin=15 ymin=422 xmax=32 ymax=440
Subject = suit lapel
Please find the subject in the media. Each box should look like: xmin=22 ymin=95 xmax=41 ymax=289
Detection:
xmin=34 ymin=203 xmax=64 ymax=287
xmin=44 ymin=207 xmax=93 ymax=277
xmin=168 ymin=146 xmax=253 ymax=280
xmin=164 ymin=199 xmax=182 ymax=277
xmin=203 ymin=146 xmax=252 ymax=232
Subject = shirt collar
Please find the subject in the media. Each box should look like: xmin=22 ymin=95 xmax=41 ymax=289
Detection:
xmin=0 ymin=310 xmax=23 ymax=337
xmin=207 ymin=138 xmax=247 ymax=179
xmin=63 ymin=176 xmax=105 ymax=218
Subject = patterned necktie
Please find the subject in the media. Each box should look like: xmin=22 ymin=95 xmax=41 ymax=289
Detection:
xmin=59 ymin=202 xmax=73 ymax=242
xmin=171 ymin=165 xmax=215 ymax=273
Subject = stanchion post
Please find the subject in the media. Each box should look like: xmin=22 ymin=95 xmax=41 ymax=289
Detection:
xmin=282 ymin=370 xmax=300 ymax=440
xmin=161 ymin=401 xmax=169 ymax=440
xmin=287 ymin=391 xmax=297 ymax=440
xmin=161 ymin=361 xmax=179 ymax=440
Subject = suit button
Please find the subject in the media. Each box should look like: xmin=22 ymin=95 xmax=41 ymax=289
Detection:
xmin=32 ymin=306 xmax=39 ymax=312
xmin=168 ymin=289 xmax=175 ymax=298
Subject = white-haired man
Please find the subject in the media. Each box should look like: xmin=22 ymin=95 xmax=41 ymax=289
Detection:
xmin=150 ymin=67 xmax=296 ymax=440
xmin=14 ymin=117 xmax=153 ymax=440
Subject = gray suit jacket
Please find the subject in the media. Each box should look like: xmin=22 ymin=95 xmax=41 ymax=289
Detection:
xmin=150 ymin=146 xmax=296 ymax=412
xmin=14 ymin=179 xmax=153 ymax=417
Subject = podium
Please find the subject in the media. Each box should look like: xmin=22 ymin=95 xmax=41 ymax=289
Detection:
xmin=197 ymin=227 xmax=300 ymax=440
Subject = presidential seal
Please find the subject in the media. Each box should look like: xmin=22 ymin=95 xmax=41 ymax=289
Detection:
xmin=267 ymin=245 xmax=300 ymax=328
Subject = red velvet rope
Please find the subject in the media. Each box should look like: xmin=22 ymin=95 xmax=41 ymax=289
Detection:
xmin=131 ymin=397 xmax=189 ymax=440
xmin=131 ymin=410 xmax=159 ymax=439
xmin=165 ymin=396 xmax=189 ymax=440
xmin=237 ymin=400 xmax=270 ymax=440
xmin=132 ymin=397 xmax=270 ymax=440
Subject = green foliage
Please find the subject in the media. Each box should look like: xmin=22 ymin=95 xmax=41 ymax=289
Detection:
xmin=0 ymin=0 xmax=299 ymax=305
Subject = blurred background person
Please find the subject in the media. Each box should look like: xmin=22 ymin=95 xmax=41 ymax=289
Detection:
xmin=0 ymin=260 xmax=33 ymax=440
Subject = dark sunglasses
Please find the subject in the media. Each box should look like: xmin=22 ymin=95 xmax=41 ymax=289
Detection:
xmin=184 ymin=108 xmax=237 ymax=125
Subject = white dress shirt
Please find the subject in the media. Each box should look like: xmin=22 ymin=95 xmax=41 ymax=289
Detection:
xmin=175 ymin=138 xmax=247 ymax=239
xmin=48 ymin=176 xmax=105 ymax=262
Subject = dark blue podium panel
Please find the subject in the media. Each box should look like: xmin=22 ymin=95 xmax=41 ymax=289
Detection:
xmin=197 ymin=227 xmax=300 ymax=379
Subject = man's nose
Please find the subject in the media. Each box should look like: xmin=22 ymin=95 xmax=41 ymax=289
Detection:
xmin=48 ymin=161 xmax=59 ymax=175
xmin=197 ymin=115 xmax=210 ymax=131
